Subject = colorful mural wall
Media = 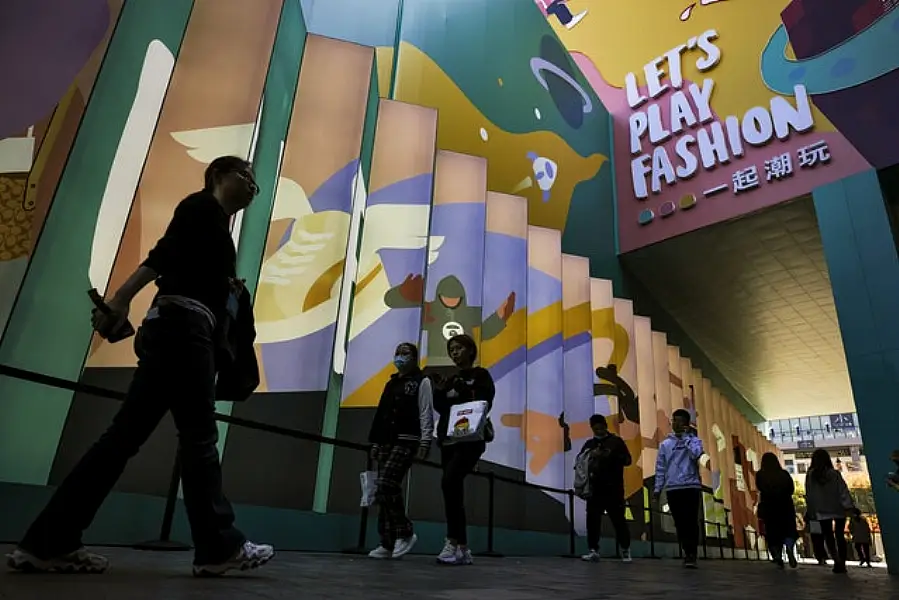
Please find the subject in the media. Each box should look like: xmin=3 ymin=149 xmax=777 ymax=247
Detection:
xmin=1 ymin=0 xmax=784 ymax=551
xmin=537 ymin=0 xmax=899 ymax=252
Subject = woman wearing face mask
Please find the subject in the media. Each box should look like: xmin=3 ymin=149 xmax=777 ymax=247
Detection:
xmin=367 ymin=343 xmax=434 ymax=559
xmin=433 ymin=334 xmax=495 ymax=565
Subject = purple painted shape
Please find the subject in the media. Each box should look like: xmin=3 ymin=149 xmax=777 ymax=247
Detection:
xmin=261 ymin=324 xmax=335 ymax=392
xmin=486 ymin=345 xmax=528 ymax=383
xmin=562 ymin=331 xmax=592 ymax=351
xmin=424 ymin=202 xmax=487 ymax=305
xmin=308 ymin=159 xmax=358 ymax=214
xmin=527 ymin=267 xmax=562 ymax=313
xmin=483 ymin=232 xmax=527 ymax=317
xmin=527 ymin=333 xmax=564 ymax=365
xmin=341 ymin=306 xmax=422 ymax=400
xmin=366 ymin=173 xmax=433 ymax=207
xmin=0 ymin=0 xmax=109 ymax=139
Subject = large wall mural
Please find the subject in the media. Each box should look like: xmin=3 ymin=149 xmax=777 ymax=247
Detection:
xmin=1 ymin=0 xmax=785 ymax=551
xmin=537 ymin=0 xmax=899 ymax=252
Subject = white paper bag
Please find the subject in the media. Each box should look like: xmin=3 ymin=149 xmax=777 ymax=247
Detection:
xmin=445 ymin=400 xmax=489 ymax=444
xmin=360 ymin=470 xmax=378 ymax=507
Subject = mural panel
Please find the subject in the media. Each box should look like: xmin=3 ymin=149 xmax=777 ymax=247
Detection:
xmin=482 ymin=192 xmax=529 ymax=474
xmin=634 ymin=316 xmax=657 ymax=475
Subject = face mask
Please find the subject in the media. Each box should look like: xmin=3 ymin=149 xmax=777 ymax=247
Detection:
xmin=393 ymin=355 xmax=411 ymax=370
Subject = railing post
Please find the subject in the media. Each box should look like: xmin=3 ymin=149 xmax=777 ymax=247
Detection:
xmin=561 ymin=490 xmax=579 ymax=558
xmin=647 ymin=490 xmax=657 ymax=558
xmin=476 ymin=471 xmax=503 ymax=558
xmin=754 ymin=529 xmax=761 ymax=561
xmin=701 ymin=521 xmax=708 ymax=560
xmin=716 ymin=522 xmax=724 ymax=559
xmin=342 ymin=452 xmax=372 ymax=555
xmin=133 ymin=451 xmax=190 ymax=551
xmin=743 ymin=527 xmax=750 ymax=560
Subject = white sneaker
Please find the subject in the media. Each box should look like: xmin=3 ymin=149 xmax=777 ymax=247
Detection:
xmin=6 ymin=547 xmax=109 ymax=574
xmin=621 ymin=548 xmax=632 ymax=563
xmin=459 ymin=547 xmax=474 ymax=565
xmin=392 ymin=534 xmax=417 ymax=559
xmin=581 ymin=550 xmax=600 ymax=562
xmin=192 ymin=540 xmax=274 ymax=577
xmin=368 ymin=545 xmax=392 ymax=559
xmin=436 ymin=540 xmax=461 ymax=564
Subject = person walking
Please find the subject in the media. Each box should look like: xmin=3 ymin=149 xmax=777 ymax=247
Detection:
xmin=577 ymin=414 xmax=633 ymax=563
xmin=367 ymin=342 xmax=434 ymax=559
xmin=805 ymin=448 xmax=854 ymax=574
xmin=433 ymin=334 xmax=495 ymax=566
xmin=755 ymin=452 xmax=798 ymax=569
xmin=6 ymin=156 xmax=274 ymax=576
xmin=849 ymin=509 xmax=873 ymax=567
xmin=654 ymin=408 xmax=704 ymax=568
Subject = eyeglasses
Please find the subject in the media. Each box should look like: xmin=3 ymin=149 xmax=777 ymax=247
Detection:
xmin=233 ymin=171 xmax=259 ymax=196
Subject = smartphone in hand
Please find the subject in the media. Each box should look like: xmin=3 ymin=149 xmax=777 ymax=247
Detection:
xmin=87 ymin=288 xmax=135 ymax=343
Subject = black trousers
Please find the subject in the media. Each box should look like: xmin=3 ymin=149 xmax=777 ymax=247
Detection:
xmin=586 ymin=490 xmax=630 ymax=551
xmin=19 ymin=304 xmax=244 ymax=565
xmin=819 ymin=518 xmax=848 ymax=565
xmin=855 ymin=542 xmax=871 ymax=564
xmin=667 ymin=488 xmax=701 ymax=558
xmin=440 ymin=441 xmax=484 ymax=546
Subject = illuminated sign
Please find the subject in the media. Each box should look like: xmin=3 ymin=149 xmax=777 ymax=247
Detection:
xmin=625 ymin=29 xmax=834 ymax=225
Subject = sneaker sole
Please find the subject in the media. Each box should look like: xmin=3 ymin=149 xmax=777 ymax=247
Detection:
xmin=193 ymin=552 xmax=274 ymax=577
xmin=6 ymin=554 xmax=107 ymax=574
xmin=391 ymin=536 xmax=418 ymax=559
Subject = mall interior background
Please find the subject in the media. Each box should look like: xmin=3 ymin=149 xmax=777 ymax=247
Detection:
xmin=1 ymin=0 xmax=898 ymax=567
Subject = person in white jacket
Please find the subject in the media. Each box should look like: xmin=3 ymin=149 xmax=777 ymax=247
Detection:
xmin=805 ymin=449 xmax=854 ymax=574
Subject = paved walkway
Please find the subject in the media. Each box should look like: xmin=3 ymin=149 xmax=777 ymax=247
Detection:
xmin=1 ymin=547 xmax=893 ymax=599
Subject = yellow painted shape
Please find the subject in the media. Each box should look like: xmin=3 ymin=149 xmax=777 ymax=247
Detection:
xmin=526 ymin=302 xmax=563 ymax=350
xmin=480 ymin=308 xmax=527 ymax=368
xmin=392 ymin=42 xmax=606 ymax=231
xmin=25 ymin=83 xmax=78 ymax=210
xmin=563 ymin=301 xmax=591 ymax=339
xmin=591 ymin=306 xmax=629 ymax=369
xmin=341 ymin=360 xmax=395 ymax=408
xmin=375 ymin=46 xmax=394 ymax=99
xmin=552 ymin=0 xmax=836 ymax=134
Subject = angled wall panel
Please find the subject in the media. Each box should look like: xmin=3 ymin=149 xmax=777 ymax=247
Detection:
xmin=330 ymin=100 xmax=437 ymax=518
xmin=651 ymin=331 xmax=671 ymax=445
xmin=561 ymin=254 xmax=593 ymax=534
xmin=525 ymin=226 xmax=564 ymax=497
xmin=634 ymin=316 xmax=657 ymax=476
xmin=225 ymin=33 xmax=374 ymax=511
xmin=680 ymin=356 xmax=694 ymax=423
xmin=668 ymin=346 xmax=684 ymax=413
xmin=612 ymin=298 xmax=643 ymax=510
xmin=589 ymin=278 xmax=618 ymax=425
xmin=419 ymin=151 xmax=488 ymax=368
xmin=482 ymin=192 xmax=528 ymax=475
xmin=693 ymin=368 xmax=715 ymax=536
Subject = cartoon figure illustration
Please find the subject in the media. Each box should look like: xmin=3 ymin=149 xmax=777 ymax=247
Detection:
xmin=385 ymin=273 xmax=515 ymax=367
xmin=538 ymin=0 xmax=588 ymax=29
xmin=680 ymin=0 xmax=728 ymax=22
xmin=527 ymin=152 xmax=559 ymax=202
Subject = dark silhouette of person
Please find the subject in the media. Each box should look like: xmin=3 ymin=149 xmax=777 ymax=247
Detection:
xmin=385 ymin=273 xmax=515 ymax=367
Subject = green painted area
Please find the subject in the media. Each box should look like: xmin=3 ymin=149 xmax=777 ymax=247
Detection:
xmin=0 ymin=0 xmax=195 ymax=485
xmin=216 ymin=0 xmax=308 ymax=456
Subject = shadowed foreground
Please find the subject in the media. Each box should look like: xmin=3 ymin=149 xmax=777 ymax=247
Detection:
xmin=0 ymin=546 xmax=893 ymax=599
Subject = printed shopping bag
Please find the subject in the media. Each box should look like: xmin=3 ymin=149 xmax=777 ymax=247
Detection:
xmin=444 ymin=400 xmax=489 ymax=444
xmin=360 ymin=470 xmax=378 ymax=507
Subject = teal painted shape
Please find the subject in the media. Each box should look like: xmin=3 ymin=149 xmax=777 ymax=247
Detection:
xmin=397 ymin=0 xmax=607 ymax=159
xmin=761 ymin=13 xmax=899 ymax=96
xmin=813 ymin=169 xmax=899 ymax=575
xmin=312 ymin=62 xmax=380 ymax=514
xmin=216 ymin=0 xmax=308 ymax=455
xmin=0 ymin=0 xmax=195 ymax=486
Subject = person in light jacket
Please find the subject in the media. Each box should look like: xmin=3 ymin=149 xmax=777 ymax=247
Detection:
xmin=805 ymin=448 xmax=854 ymax=574
xmin=653 ymin=408 xmax=704 ymax=568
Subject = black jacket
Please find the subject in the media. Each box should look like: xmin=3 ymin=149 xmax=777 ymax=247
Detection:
xmin=433 ymin=367 xmax=495 ymax=444
xmin=368 ymin=369 xmax=434 ymax=451
xmin=214 ymin=283 xmax=259 ymax=402
xmin=577 ymin=434 xmax=632 ymax=494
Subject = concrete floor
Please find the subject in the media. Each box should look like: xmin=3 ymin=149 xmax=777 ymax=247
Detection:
xmin=1 ymin=546 xmax=893 ymax=599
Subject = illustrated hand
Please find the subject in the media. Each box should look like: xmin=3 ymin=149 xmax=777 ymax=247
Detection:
xmin=398 ymin=274 xmax=424 ymax=303
xmin=498 ymin=291 xmax=516 ymax=320
xmin=91 ymin=296 xmax=130 ymax=340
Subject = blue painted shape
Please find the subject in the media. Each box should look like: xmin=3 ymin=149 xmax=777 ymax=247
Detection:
xmin=638 ymin=209 xmax=654 ymax=225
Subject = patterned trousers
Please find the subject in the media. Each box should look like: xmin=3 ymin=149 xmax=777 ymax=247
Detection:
xmin=376 ymin=444 xmax=416 ymax=548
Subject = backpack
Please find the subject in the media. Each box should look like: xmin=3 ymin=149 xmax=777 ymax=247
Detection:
xmin=573 ymin=450 xmax=593 ymax=499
